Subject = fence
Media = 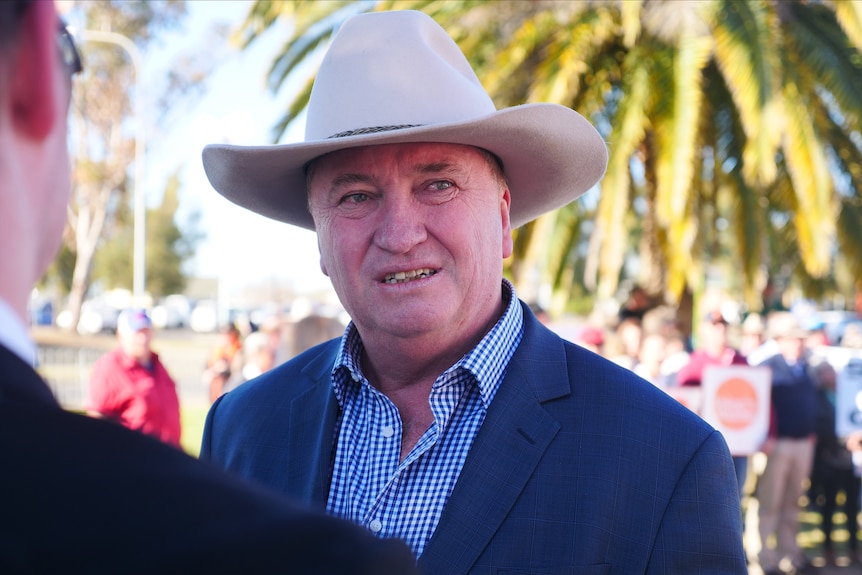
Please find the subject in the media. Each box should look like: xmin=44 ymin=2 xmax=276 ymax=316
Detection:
xmin=36 ymin=345 xmax=105 ymax=412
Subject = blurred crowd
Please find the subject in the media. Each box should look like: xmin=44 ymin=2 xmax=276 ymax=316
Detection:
xmin=541 ymin=285 xmax=862 ymax=573
xmin=202 ymin=311 xmax=346 ymax=404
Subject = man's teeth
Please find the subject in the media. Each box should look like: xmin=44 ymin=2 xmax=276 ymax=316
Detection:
xmin=383 ymin=268 xmax=436 ymax=284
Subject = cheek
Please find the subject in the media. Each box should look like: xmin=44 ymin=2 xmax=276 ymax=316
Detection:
xmin=317 ymin=229 xmax=358 ymax=284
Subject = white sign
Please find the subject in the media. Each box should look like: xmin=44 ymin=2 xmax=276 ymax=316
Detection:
xmin=664 ymin=386 xmax=703 ymax=414
xmin=701 ymin=366 xmax=772 ymax=456
xmin=835 ymin=358 xmax=862 ymax=438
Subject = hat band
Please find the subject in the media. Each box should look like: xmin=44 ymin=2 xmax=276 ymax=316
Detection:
xmin=328 ymin=124 xmax=423 ymax=139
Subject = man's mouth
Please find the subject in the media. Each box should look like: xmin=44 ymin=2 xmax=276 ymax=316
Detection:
xmin=382 ymin=268 xmax=437 ymax=284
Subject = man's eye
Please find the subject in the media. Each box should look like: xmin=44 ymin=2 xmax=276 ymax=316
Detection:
xmin=430 ymin=181 xmax=453 ymax=191
xmin=340 ymin=192 xmax=369 ymax=205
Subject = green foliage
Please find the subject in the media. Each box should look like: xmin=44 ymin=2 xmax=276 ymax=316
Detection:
xmin=92 ymin=173 xmax=202 ymax=298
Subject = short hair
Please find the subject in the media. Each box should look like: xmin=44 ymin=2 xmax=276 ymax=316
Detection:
xmin=0 ymin=1 xmax=30 ymax=50
xmin=0 ymin=1 xmax=30 ymax=119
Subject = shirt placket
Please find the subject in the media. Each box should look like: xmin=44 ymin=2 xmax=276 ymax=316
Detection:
xmin=363 ymin=390 xmax=440 ymax=538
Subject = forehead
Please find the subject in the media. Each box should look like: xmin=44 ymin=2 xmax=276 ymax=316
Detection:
xmin=308 ymin=142 xmax=491 ymax=180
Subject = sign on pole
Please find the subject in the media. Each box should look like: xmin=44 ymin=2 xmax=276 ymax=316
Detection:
xmin=664 ymin=386 xmax=703 ymax=414
xmin=700 ymin=366 xmax=772 ymax=456
xmin=835 ymin=358 xmax=862 ymax=438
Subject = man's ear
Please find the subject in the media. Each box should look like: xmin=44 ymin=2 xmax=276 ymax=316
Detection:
xmin=501 ymin=187 xmax=513 ymax=259
xmin=10 ymin=1 xmax=59 ymax=140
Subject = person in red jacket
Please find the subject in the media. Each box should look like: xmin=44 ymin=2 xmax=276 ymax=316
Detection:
xmin=87 ymin=308 xmax=181 ymax=447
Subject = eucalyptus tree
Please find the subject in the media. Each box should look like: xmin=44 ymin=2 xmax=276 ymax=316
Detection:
xmin=61 ymin=0 xmax=186 ymax=329
xmin=237 ymin=0 xmax=862 ymax=314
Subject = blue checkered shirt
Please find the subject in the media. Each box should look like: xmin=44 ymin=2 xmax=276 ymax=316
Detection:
xmin=325 ymin=280 xmax=524 ymax=557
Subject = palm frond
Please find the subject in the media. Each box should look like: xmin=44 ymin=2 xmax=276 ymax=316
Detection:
xmin=830 ymin=0 xmax=862 ymax=55
xmin=619 ymin=0 xmax=644 ymax=48
xmin=270 ymin=74 xmax=315 ymax=144
xmin=785 ymin=2 xmax=862 ymax=136
xmin=593 ymin=50 xmax=651 ymax=299
xmin=712 ymin=0 xmax=783 ymax=187
xmin=654 ymin=33 xmax=711 ymax=227
xmin=837 ymin=197 xmax=862 ymax=281
xmin=780 ymin=80 xmax=834 ymax=277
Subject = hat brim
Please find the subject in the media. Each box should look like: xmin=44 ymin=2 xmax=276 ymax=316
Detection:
xmin=202 ymin=103 xmax=608 ymax=231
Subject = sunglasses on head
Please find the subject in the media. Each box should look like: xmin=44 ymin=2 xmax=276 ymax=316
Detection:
xmin=58 ymin=20 xmax=83 ymax=76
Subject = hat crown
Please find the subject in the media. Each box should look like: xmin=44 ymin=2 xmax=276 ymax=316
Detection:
xmin=306 ymin=10 xmax=496 ymax=141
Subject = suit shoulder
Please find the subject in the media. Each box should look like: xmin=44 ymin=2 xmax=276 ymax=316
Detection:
xmin=558 ymin=338 xmax=717 ymax=437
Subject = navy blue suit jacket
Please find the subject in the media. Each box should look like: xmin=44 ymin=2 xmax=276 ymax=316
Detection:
xmin=202 ymin=303 xmax=746 ymax=574
xmin=0 ymin=344 xmax=416 ymax=574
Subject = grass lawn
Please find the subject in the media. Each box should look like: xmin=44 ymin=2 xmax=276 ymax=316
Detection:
xmin=180 ymin=404 xmax=210 ymax=458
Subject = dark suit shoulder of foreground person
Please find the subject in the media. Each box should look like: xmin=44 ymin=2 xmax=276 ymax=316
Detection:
xmin=0 ymin=344 xmax=417 ymax=575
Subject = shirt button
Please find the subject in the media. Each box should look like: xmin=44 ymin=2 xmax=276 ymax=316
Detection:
xmin=381 ymin=425 xmax=395 ymax=438
xmin=369 ymin=519 xmax=383 ymax=533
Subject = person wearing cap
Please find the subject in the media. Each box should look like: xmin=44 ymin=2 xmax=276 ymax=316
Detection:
xmin=86 ymin=308 xmax=182 ymax=447
xmin=752 ymin=312 xmax=818 ymax=575
xmin=201 ymin=10 xmax=745 ymax=573
xmin=0 ymin=4 xmax=418 ymax=571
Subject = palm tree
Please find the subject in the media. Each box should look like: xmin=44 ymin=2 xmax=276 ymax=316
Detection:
xmin=234 ymin=0 xmax=862 ymax=318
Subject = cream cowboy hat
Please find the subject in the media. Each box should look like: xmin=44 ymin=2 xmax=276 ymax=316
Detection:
xmin=202 ymin=10 xmax=608 ymax=231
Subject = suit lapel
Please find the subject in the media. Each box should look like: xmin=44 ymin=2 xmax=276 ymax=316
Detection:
xmin=419 ymin=310 xmax=570 ymax=573
xmin=283 ymin=342 xmax=341 ymax=506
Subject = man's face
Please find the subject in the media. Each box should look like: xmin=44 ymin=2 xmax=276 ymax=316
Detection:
xmin=119 ymin=327 xmax=153 ymax=364
xmin=35 ymin=14 xmax=76 ymax=278
xmin=700 ymin=320 xmax=728 ymax=353
xmin=308 ymin=142 xmax=513 ymax=347
xmin=776 ymin=335 xmax=805 ymax=363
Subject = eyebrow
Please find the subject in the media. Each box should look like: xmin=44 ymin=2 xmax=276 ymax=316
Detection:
xmin=327 ymin=161 xmax=462 ymax=189
xmin=328 ymin=173 xmax=374 ymax=189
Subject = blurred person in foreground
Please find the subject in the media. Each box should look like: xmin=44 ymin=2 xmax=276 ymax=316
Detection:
xmin=87 ymin=308 xmax=182 ymax=447
xmin=0 ymin=2 xmax=417 ymax=573
xmin=752 ymin=312 xmax=818 ymax=575
xmin=201 ymin=10 xmax=745 ymax=573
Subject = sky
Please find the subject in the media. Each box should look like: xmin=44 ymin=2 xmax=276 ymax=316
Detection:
xmin=82 ymin=1 xmax=335 ymax=301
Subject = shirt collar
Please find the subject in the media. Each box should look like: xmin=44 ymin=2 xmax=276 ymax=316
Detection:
xmin=331 ymin=279 xmax=523 ymax=409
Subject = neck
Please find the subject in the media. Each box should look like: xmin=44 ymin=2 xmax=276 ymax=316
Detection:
xmin=358 ymin=297 xmax=505 ymax=395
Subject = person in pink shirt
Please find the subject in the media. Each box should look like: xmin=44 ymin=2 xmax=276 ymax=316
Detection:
xmin=678 ymin=310 xmax=748 ymax=387
xmin=677 ymin=309 xmax=749 ymax=496
xmin=88 ymin=308 xmax=181 ymax=447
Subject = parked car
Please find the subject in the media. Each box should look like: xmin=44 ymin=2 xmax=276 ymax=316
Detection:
xmin=56 ymin=299 xmax=120 ymax=335
xmin=190 ymin=300 xmax=219 ymax=333
xmin=151 ymin=294 xmax=192 ymax=329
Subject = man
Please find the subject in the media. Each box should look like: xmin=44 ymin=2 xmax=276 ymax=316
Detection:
xmin=0 ymin=2 xmax=416 ymax=573
xmin=677 ymin=310 xmax=750 ymax=499
xmin=88 ymin=308 xmax=182 ymax=447
xmin=201 ymin=10 xmax=746 ymax=573
xmin=753 ymin=312 xmax=818 ymax=574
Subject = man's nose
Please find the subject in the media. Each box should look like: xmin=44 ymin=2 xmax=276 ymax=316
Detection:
xmin=373 ymin=194 xmax=427 ymax=254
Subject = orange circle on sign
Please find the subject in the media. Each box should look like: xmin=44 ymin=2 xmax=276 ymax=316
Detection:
xmin=714 ymin=377 xmax=758 ymax=430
